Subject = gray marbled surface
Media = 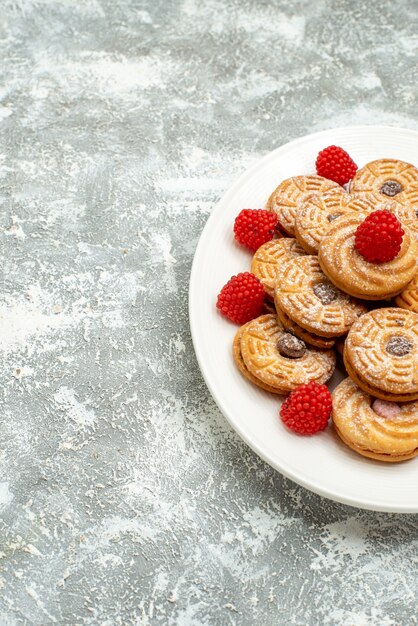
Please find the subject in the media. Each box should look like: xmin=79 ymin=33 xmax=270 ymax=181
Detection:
xmin=1 ymin=0 xmax=418 ymax=624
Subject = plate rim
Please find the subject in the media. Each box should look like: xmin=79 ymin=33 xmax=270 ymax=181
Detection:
xmin=189 ymin=124 xmax=418 ymax=513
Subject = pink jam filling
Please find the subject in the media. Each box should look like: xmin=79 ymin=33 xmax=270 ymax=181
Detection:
xmin=372 ymin=398 xmax=401 ymax=419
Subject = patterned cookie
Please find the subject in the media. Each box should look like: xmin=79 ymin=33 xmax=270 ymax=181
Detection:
xmin=274 ymin=255 xmax=367 ymax=337
xmin=394 ymin=204 xmax=418 ymax=242
xmin=395 ymin=273 xmax=418 ymax=313
xmin=276 ymin=304 xmax=335 ymax=349
xmin=294 ymin=192 xmax=373 ymax=254
xmin=318 ymin=213 xmax=418 ymax=300
xmin=251 ymin=238 xmax=305 ymax=298
xmin=350 ymin=158 xmax=418 ymax=206
xmin=267 ymin=175 xmax=342 ymax=236
xmin=238 ymin=314 xmax=335 ymax=393
xmin=344 ymin=308 xmax=418 ymax=402
xmin=332 ymin=377 xmax=418 ymax=462
xmin=233 ymin=324 xmax=284 ymax=394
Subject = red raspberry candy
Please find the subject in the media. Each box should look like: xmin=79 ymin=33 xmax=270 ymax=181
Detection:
xmin=216 ymin=272 xmax=265 ymax=324
xmin=316 ymin=145 xmax=357 ymax=185
xmin=280 ymin=381 xmax=332 ymax=435
xmin=234 ymin=209 xmax=278 ymax=252
xmin=354 ymin=209 xmax=404 ymax=263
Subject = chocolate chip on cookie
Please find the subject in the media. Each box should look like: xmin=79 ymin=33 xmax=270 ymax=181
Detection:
xmin=313 ymin=282 xmax=338 ymax=305
xmin=380 ymin=180 xmax=403 ymax=197
xmin=277 ymin=333 xmax=306 ymax=359
xmin=385 ymin=335 xmax=413 ymax=357
xmin=327 ymin=213 xmax=342 ymax=223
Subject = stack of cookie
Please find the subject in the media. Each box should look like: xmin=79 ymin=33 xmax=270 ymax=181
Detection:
xmin=233 ymin=158 xmax=418 ymax=462
xmin=233 ymin=313 xmax=336 ymax=395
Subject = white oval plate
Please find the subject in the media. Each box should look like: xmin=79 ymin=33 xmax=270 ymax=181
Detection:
xmin=189 ymin=126 xmax=418 ymax=513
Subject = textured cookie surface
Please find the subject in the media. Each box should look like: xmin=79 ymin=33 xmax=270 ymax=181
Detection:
xmin=274 ymin=255 xmax=366 ymax=337
xmin=295 ymin=192 xmax=372 ymax=254
xmin=251 ymin=238 xmax=305 ymax=298
xmin=267 ymin=175 xmax=341 ymax=236
xmin=344 ymin=308 xmax=418 ymax=400
xmin=332 ymin=377 xmax=418 ymax=462
xmin=239 ymin=314 xmax=335 ymax=392
xmin=395 ymin=272 xmax=418 ymax=313
xmin=233 ymin=325 xmax=284 ymax=394
xmin=276 ymin=306 xmax=335 ymax=349
xmin=318 ymin=212 xmax=418 ymax=299
xmin=350 ymin=158 xmax=418 ymax=203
